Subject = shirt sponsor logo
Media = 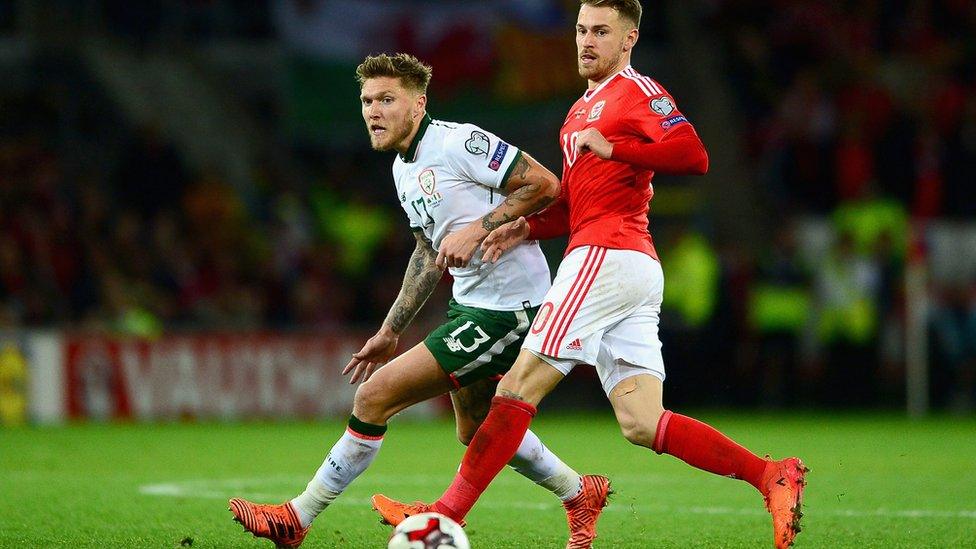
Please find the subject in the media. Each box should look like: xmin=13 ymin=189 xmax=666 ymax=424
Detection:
xmin=660 ymin=115 xmax=688 ymax=129
xmin=587 ymin=100 xmax=606 ymax=122
xmin=465 ymin=131 xmax=490 ymax=157
xmin=488 ymin=141 xmax=510 ymax=171
xmin=650 ymin=96 xmax=675 ymax=116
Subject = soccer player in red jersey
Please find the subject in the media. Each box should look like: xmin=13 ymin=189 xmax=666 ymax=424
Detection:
xmin=372 ymin=2 xmax=808 ymax=548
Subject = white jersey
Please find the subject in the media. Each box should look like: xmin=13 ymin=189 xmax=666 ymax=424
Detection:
xmin=392 ymin=115 xmax=550 ymax=311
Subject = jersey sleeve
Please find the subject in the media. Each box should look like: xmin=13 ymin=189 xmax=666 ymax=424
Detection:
xmin=623 ymin=80 xmax=695 ymax=143
xmin=526 ymin=194 xmax=570 ymax=240
xmin=442 ymin=124 xmax=523 ymax=190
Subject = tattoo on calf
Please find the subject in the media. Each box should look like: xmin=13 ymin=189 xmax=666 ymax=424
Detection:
xmin=498 ymin=389 xmax=527 ymax=401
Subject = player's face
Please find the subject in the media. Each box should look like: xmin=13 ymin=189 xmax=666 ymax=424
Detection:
xmin=360 ymin=77 xmax=423 ymax=152
xmin=576 ymin=5 xmax=637 ymax=82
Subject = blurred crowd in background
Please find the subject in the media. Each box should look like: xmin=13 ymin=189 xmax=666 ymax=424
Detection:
xmin=1 ymin=0 xmax=974 ymax=410
xmin=694 ymin=0 xmax=976 ymax=410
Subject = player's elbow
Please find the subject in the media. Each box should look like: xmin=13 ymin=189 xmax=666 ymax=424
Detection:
xmin=665 ymin=128 xmax=709 ymax=176
xmin=690 ymin=146 xmax=709 ymax=176
xmin=538 ymin=173 xmax=561 ymax=201
xmin=685 ymin=140 xmax=708 ymax=175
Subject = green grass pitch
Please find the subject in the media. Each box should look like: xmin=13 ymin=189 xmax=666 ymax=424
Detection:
xmin=2 ymin=412 xmax=974 ymax=548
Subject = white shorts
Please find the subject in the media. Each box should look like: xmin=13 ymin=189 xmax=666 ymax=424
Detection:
xmin=522 ymin=245 xmax=666 ymax=395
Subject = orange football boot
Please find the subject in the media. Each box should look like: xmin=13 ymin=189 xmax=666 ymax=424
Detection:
xmin=563 ymin=475 xmax=612 ymax=549
xmin=761 ymin=457 xmax=809 ymax=548
xmin=371 ymin=494 xmax=466 ymax=527
xmin=229 ymin=498 xmax=309 ymax=548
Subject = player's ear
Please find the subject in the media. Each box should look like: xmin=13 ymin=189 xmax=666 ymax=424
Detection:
xmin=414 ymin=94 xmax=427 ymax=118
xmin=624 ymin=28 xmax=639 ymax=51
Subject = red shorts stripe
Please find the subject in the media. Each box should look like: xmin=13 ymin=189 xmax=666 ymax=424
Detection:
xmin=542 ymin=246 xmax=596 ymax=354
xmin=544 ymin=246 xmax=603 ymax=356
xmin=543 ymin=246 xmax=598 ymax=355
xmin=548 ymin=247 xmax=606 ymax=357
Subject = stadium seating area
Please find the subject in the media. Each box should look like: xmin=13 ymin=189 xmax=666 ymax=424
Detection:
xmin=0 ymin=60 xmax=421 ymax=333
xmin=707 ymin=0 xmax=975 ymax=217
xmin=694 ymin=0 xmax=976 ymax=409
xmin=1 ymin=0 xmax=974 ymax=410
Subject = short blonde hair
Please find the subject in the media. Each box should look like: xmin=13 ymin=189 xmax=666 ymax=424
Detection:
xmin=355 ymin=53 xmax=432 ymax=93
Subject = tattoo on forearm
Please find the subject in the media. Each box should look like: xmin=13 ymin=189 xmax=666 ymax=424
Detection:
xmin=385 ymin=234 xmax=441 ymax=333
xmin=481 ymin=182 xmax=555 ymax=232
xmin=526 ymin=194 xmax=556 ymax=211
xmin=482 ymin=212 xmax=514 ymax=232
xmin=511 ymin=155 xmax=530 ymax=181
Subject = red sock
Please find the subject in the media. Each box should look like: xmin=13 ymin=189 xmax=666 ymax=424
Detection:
xmin=652 ymin=410 xmax=767 ymax=491
xmin=432 ymin=396 xmax=536 ymax=521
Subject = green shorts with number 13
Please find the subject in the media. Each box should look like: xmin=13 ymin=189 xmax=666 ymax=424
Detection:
xmin=424 ymin=299 xmax=538 ymax=388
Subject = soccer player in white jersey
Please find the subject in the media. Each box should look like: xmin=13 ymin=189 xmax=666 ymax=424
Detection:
xmin=229 ymin=53 xmax=606 ymax=548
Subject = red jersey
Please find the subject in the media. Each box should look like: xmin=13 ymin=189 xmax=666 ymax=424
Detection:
xmin=528 ymin=66 xmax=703 ymax=260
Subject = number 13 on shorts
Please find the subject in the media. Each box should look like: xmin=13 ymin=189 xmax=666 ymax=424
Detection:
xmin=443 ymin=321 xmax=490 ymax=353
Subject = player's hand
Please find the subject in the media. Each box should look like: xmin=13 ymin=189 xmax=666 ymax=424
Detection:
xmin=575 ymin=128 xmax=613 ymax=159
xmin=343 ymin=327 xmax=399 ymax=384
xmin=436 ymin=222 xmax=486 ymax=269
xmin=481 ymin=217 xmax=529 ymax=263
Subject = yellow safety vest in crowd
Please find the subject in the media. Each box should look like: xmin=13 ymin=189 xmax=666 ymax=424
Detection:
xmin=663 ymin=233 xmax=719 ymax=327
xmin=0 ymin=342 xmax=28 ymax=426
xmin=749 ymin=285 xmax=811 ymax=334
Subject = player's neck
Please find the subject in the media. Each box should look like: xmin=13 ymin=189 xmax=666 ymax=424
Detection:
xmin=395 ymin=111 xmax=428 ymax=157
xmin=587 ymin=57 xmax=631 ymax=90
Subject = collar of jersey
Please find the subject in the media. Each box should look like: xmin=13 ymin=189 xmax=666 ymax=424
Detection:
xmin=582 ymin=65 xmax=630 ymax=103
xmin=399 ymin=113 xmax=433 ymax=163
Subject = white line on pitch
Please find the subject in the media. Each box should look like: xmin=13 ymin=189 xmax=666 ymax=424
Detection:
xmin=138 ymin=480 xmax=976 ymax=520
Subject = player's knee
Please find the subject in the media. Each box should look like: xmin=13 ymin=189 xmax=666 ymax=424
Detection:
xmin=352 ymin=382 xmax=394 ymax=424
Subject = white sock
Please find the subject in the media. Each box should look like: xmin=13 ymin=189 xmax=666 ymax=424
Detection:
xmin=508 ymin=429 xmax=582 ymax=501
xmin=290 ymin=427 xmax=384 ymax=527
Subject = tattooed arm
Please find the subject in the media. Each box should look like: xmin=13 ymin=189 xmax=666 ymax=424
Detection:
xmin=481 ymin=152 xmax=561 ymax=230
xmin=436 ymin=152 xmax=561 ymax=268
xmin=343 ymin=229 xmax=443 ymax=383
xmin=383 ymin=230 xmax=444 ymax=333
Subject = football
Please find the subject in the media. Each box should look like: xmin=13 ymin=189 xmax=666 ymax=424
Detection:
xmin=387 ymin=512 xmax=470 ymax=549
